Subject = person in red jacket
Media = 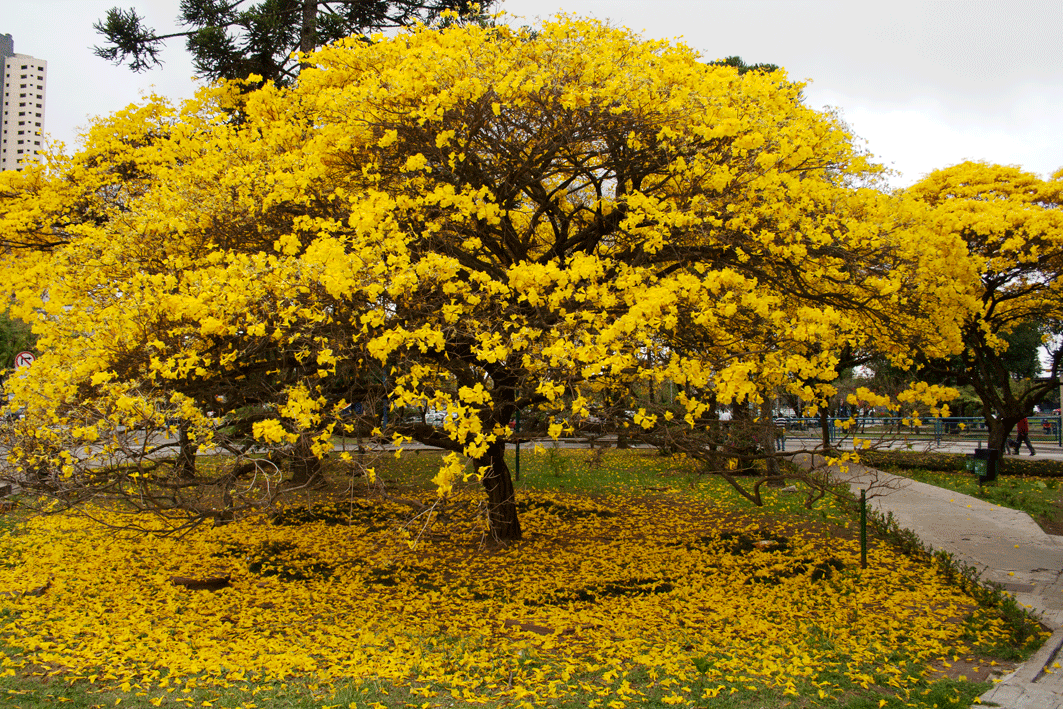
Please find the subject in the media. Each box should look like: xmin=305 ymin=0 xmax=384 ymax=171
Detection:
xmin=1014 ymin=417 xmax=1036 ymax=456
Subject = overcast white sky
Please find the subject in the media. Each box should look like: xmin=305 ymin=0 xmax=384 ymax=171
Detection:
xmin=3 ymin=0 xmax=1061 ymax=188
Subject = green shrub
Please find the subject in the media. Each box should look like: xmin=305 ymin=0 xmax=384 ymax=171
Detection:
xmin=859 ymin=450 xmax=966 ymax=473
xmin=860 ymin=449 xmax=1063 ymax=478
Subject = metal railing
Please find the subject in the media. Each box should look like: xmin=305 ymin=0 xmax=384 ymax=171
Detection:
xmin=774 ymin=415 xmax=1062 ymax=447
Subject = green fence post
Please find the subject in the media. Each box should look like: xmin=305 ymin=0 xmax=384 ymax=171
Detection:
xmin=514 ymin=409 xmax=521 ymax=482
xmin=860 ymin=489 xmax=867 ymax=570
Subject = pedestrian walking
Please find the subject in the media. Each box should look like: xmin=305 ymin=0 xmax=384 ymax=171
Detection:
xmin=1014 ymin=417 xmax=1036 ymax=456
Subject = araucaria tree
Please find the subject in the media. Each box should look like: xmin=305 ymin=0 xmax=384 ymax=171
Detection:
xmin=906 ymin=162 xmax=1063 ymax=455
xmin=1 ymin=17 xmax=969 ymax=539
xmin=94 ymin=0 xmax=495 ymax=85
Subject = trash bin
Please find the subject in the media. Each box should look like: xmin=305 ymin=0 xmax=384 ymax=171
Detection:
xmin=966 ymin=447 xmax=999 ymax=484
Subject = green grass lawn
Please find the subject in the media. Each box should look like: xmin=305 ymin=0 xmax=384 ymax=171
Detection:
xmin=0 ymin=447 xmax=1047 ymax=709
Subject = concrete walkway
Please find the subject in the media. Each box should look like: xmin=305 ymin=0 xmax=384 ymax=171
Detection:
xmin=833 ymin=463 xmax=1063 ymax=708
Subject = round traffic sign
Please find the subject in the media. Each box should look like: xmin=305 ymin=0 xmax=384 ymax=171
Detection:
xmin=14 ymin=351 xmax=34 ymax=368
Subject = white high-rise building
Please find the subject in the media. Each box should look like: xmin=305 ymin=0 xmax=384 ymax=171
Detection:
xmin=0 ymin=34 xmax=47 ymax=171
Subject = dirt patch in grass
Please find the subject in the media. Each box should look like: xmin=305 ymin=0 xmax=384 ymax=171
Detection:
xmin=1038 ymin=499 xmax=1063 ymax=536
xmin=925 ymin=654 xmax=1019 ymax=683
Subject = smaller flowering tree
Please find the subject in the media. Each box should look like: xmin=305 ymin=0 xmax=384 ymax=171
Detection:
xmin=905 ymin=162 xmax=1063 ymax=454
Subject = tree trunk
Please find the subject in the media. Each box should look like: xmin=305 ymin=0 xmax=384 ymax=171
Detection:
xmin=300 ymin=0 xmax=317 ymax=56
xmin=288 ymin=433 xmax=322 ymax=487
xmin=759 ymin=398 xmax=781 ymax=483
xmin=730 ymin=403 xmax=756 ymax=475
xmin=477 ymin=440 xmax=521 ymax=541
xmin=818 ymin=409 xmax=832 ymax=451
xmin=987 ymin=416 xmax=1018 ymax=458
xmin=174 ymin=424 xmax=198 ymax=479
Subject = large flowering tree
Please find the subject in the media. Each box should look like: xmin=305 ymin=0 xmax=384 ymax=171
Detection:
xmin=905 ymin=162 xmax=1063 ymax=455
xmin=0 ymin=17 xmax=971 ymax=539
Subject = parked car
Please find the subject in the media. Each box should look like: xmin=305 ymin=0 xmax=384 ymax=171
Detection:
xmin=424 ymin=409 xmax=458 ymax=425
xmin=339 ymin=402 xmax=364 ymax=418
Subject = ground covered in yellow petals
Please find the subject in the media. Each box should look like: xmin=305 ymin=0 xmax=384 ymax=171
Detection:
xmin=0 ymin=450 xmax=1047 ymax=708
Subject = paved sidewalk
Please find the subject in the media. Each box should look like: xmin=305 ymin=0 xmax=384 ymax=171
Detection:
xmin=831 ymin=462 xmax=1063 ymax=708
